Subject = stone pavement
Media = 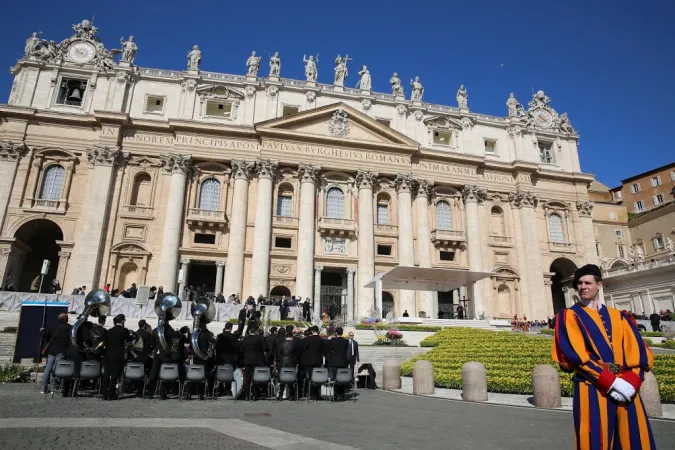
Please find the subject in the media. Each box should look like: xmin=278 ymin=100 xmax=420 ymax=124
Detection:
xmin=0 ymin=384 xmax=674 ymax=449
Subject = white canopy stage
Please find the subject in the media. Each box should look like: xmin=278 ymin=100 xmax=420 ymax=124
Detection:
xmin=365 ymin=266 xmax=495 ymax=319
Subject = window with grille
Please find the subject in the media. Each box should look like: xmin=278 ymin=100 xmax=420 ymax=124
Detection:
xmin=653 ymin=236 xmax=664 ymax=250
xmin=653 ymin=194 xmax=664 ymax=206
xmin=39 ymin=165 xmax=65 ymax=201
xmin=634 ymin=201 xmax=645 ymax=213
xmin=377 ymin=205 xmax=389 ymax=224
xmin=436 ymin=201 xmax=452 ymax=230
xmin=630 ymin=183 xmax=641 ymax=194
xmin=277 ymin=195 xmax=293 ymax=216
xmin=548 ymin=214 xmax=564 ymax=242
xmin=539 ymin=143 xmax=555 ymax=164
xmin=326 ymin=187 xmax=345 ymax=218
xmin=650 ymin=176 xmax=661 ymax=187
xmin=198 ymin=179 xmax=220 ymax=210
xmin=618 ymin=245 xmax=625 ymax=258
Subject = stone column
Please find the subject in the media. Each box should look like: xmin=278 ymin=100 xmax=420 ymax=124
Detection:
xmin=215 ymin=260 xmax=225 ymax=295
xmin=223 ymin=160 xmax=255 ymax=298
xmin=462 ymin=185 xmax=488 ymax=319
xmin=296 ymin=164 xmax=320 ymax=301
xmin=313 ymin=266 xmax=323 ymax=318
xmin=356 ymin=170 xmax=377 ymax=318
xmin=0 ymin=142 xmax=25 ymax=231
xmin=157 ymin=153 xmax=192 ymax=292
xmin=414 ymin=180 xmax=435 ymax=316
xmin=69 ymin=147 xmax=127 ymax=290
xmin=55 ymin=250 xmax=71 ymax=288
xmin=346 ymin=268 xmax=355 ymax=321
xmin=178 ymin=258 xmax=190 ymax=297
xmin=395 ymin=174 xmax=416 ymax=315
xmin=509 ymin=190 xmax=547 ymax=319
xmin=250 ymin=160 xmax=278 ymax=298
xmin=576 ymin=201 xmax=598 ymax=265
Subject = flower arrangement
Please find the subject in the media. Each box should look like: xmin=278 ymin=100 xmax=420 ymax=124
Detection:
xmin=386 ymin=330 xmax=404 ymax=341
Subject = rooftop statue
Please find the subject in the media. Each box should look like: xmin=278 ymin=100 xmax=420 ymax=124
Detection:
xmin=187 ymin=45 xmax=202 ymax=71
xmin=457 ymin=85 xmax=468 ymax=109
xmin=356 ymin=65 xmax=371 ymax=91
xmin=410 ymin=76 xmax=424 ymax=102
xmin=334 ymin=54 xmax=351 ymax=86
xmin=120 ymin=36 xmax=137 ymax=64
xmin=269 ymin=51 xmax=281 ymax=77
xmin=390 ymin=72 xmax=404 ymax=96
xmin=246 ymin=51 xmax=261 ymax=77
xmin=303 ymin=54 xmax=318 ymax=82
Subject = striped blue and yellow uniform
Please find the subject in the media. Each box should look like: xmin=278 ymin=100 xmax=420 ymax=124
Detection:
xmin=552 ymin=303 xmax=656 ymax=450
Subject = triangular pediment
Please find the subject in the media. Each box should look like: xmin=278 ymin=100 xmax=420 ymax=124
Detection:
xmin=256 ymin=102 xmax=419 ymax=150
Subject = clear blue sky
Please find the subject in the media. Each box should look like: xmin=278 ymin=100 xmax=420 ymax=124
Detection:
xmin=1 ymin=1 xmax=674 ymax=187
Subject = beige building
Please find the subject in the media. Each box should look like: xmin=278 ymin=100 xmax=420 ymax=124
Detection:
xmin=611 ymin=162 xmax=675 ymax=215
xmin=588 ymin=180 xmax=632 ymax=270
xmin=0 ymin=20 xmax=598 ymax=320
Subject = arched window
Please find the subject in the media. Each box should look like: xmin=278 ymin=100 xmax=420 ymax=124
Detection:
xmin=39 ymin=165 xmax=65 ymax=201
xmin=326 ymin=187 xmax=345 ymax=218
xmin=548 ymin=213 xmax=564 ymax=242
xmin=276 ymin=185 xmax=293 ymax=217
xmin=490 ymin=206 xmax=506 ymax=236
xmin=129 ymin=172 xmax=152 ymax=206
xmin=436 ymin=200 xmax=452 ymax=230
xmin=198 ymin=178 xmax=221 ymax=211
xmin=377 ymin=193 xmax=390 ymax=225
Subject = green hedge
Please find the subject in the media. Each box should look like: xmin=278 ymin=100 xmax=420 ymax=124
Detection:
xmin=539 ymin=329 xmax=555 ymax=336
xmin=402 ymin=327 xmax=675 ymax=401
xmin=641 ymin=331 xmax=665 ymax=337
xmin=226 ymin=318 xmax=309 ymax=328
xmin=355 ymin=324 xmax=442 ymax=332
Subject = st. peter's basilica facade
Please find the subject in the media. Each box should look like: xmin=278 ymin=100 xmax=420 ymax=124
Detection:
xmin=0 ymin=20 xmax=597 ymax=320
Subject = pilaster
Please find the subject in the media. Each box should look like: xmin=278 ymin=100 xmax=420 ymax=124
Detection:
xmin=414 ymin=179 xmax=435 ymax=316
xmin=462 ymin=184 xmax=488 ymax=318
xmin=0 ymin=141 xmax=26 ymax=232
xmin=250 ymin=159 xmax=278 ymax=298
xmin=394 ymin=174 xmax=416 ymax=315
xmin=296 ymin=164 xmax=320 ymax=301
xmin=356 ymin=170 xmax=377 ymax=318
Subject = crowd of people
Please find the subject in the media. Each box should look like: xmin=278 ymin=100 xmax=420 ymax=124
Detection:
xmin=39 ymin=307 xmax=361 ymax=402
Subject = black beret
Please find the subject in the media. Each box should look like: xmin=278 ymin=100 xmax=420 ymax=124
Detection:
xmin=573 ymin=264 xmax=602 ymax=288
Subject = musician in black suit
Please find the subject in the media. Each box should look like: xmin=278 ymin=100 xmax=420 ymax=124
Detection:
xmin=215 ymin=322 xmax=239 ymax=365
xmin=148 ymin=319 xmax=184 ymax=399
xmin=88 ymin=315 xmax=108 ymax=360
xmin=299 ymin=326 xmax=324 ymax=398
xmin=101 ymin=314 xmax=129 ymax=400
xmin=128 ymin=320 xmax=152 ymax=397
xmin=347 ymin=330 xmax=360 ymax=369
xmin=240 ymin=324 xmax=265 ymax=399
xmin=190 ymin=325 xmax=216 ymax=400
xmin=323 ymin=327 xmax=349 ymax=398
xmin=276 ymin=329 xmax=298 ymax=400
xmin=264 ymin=327 xmax=278 ymax=367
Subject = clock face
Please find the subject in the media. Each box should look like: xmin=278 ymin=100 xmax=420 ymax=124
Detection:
xmin=532 ymin=108 xmax=553 ymax=128
xmin=68 ymin=42 xmax=96 ymax=64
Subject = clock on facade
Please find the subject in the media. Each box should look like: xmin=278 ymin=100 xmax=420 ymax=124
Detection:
xmin=67 ymin=41 xmax=96 ymax=64
xmin=532 ymin=108 xmax=553 ymax=128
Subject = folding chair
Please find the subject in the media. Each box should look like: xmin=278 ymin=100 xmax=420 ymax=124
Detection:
xmin=307 ymin=367 xmax=329 ymax=402
xmin=182 ymin=364 xmax=208 ymax=400
xmin=277 ymin=367 xmax=299 ymax=402
xmin=51 ymin=360 xmax=75 ymax=399
xmin=120 ymin=362 xmax=147 ymax=401
xmin=249 ymin=366 xmax=272 ymax=401
xmin=332 ymin=368 xmax=355 ymax=402
xmin=213 ymin=364 xmax=236 ymax=401
xmin=155 ymin=363 xmax=182 ymax=400
xmin=72 ymin=360 xmax=101 ymax=399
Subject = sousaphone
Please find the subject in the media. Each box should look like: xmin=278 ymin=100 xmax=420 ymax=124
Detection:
xmin=190 ymin=296 xmax=216 ymax=360
xmin=154 ymin=292 xmax=182 ymax=352
xmin=71 ymin=289 xmax=111 ymax=352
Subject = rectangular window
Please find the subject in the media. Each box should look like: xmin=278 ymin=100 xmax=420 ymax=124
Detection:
xmin=653 ymin=194 xmax=664 ymax=206
xmin=145 ymin=96 xmax=165 ymax=114
xmin=539 ymin=142 xmax=555 ymax=164
xmin=618 ymin=245 xmax=625 ymax=259
xmin=377 ymin=118 xmax=391 ymax=127
xmin=194 ymin=233 xmax=216 ymax=245
xmin=439 ymin=251 xmax=455 ymax=261
xmin=282 ymin=105 xmax=299 ymax=117
xmin=377 ymin=205 xmax=389 ymax=224
xmin=615 ymin=191 xmax=622 ymax=201
xmin=277 ymin=196 xmax=292 ymax=217
xmin=630 ymin=183 xmax=641 ymax=194
xmin=596 ymin=243 xmax=601 ymax=257
xmin=433 ymin=131 xmax=452 ymax=146
xmin=484 ymin=139 xmax=496 ymax=153
xmin=653 ymin=236 xmax=664 ymax=250
xmin=205 ymin=101 xmax=232 ymax=118
xmin=376 ymin=244 xmax=392 ymax=256
xmin=671 ymin=170 xmax=675 ymax=182
xmin=615 ymin=230 xmax=624 ymax=237
xmin=56 ymin=78 xmax=87 ymax=107
xmin=633 ymin=200 xmax=645 ymax=213
xmin=274 ymin=237 xmax=292 ymax=249
xmin=649 ymin=176 xmax=661 ymax=187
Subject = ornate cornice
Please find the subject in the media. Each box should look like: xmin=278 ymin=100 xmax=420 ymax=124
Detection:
xmin=231 ymin=160 xmax=255 ymax=180
xmin=576 ymin=200 xmax=593 ymax=218
xmin=415 ymin=179 xmax=433 ymax=200
xmin=181 ymin=79 xmax=198 ymax=93
xmin=256 ymin=159 xmax=278 ymax=179
xmin=160 ymin=153 xmax=193 ymax=175
xmin=0 ymin=140 xmax=25 ymax=161
xmin=394 ymin=174 xmax=415 ymax=194
xmin=461 ymin=184 xmax=487 ymax=203
xmin=509 ymin=189 xmax=538 ymax=209
xmin=355 ymin=170 xmax=378 ymax=190
xmin=86 ymin=146 xmax=127 ymax=167
xmin=306 ymin=91 xmax=316 ymax=104
xmin=297 ymin=163 xmax=320 ymax=184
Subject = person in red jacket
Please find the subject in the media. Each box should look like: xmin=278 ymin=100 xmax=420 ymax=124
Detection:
xmin=552 ymin=264 xmax=655 ymax=449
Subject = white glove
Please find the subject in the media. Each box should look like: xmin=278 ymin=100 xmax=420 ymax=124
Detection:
xmin=609 ymin=390 xmax=627 ymax=403
xmin=610 ymin=377 xmax=636 ymax=400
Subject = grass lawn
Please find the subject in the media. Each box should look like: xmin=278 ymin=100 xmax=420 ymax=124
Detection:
xmin=401 ymin=327 xmax=675 ymax=402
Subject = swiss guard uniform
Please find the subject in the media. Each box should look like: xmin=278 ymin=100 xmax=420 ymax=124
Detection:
xmin=552 ymin=264 xmax=656 ymax=450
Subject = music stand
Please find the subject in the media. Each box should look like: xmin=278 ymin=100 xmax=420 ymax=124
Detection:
xmin=135 ymin=285 xmax=151 ymax=317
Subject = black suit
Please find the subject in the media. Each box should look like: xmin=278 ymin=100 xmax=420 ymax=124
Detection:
xmin=102 ymin=324 xmax=128 ymax=399
xmin=215 ymin=332 xmax=240 ymax=365
xmin=264 ymin=334 xmax=277 ymax=366
xmin=89 ymin=324 xmax=108 ymax=360
xmin=132 ymin=329 xmax=152 ymax=364
xmin=300 ymin=334 xmax=324 ymax=396
xmin=347 ymin=339 xmax=359 ymax=368
xmin=236 ymin=309 xmax=247 ymax=335
xmin=302 ymin=301 xmax=311 ymax=321
xmin=148 ymin=324 xmax=184 ymax=398
xmin=240 ymin=334 xmax=265 ymax=398
xmin=324 ymin=336 xmax=349 ymax=397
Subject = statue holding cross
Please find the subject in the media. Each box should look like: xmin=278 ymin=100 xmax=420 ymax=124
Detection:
xmin=334 ymin=54 xmax=352 ymax=86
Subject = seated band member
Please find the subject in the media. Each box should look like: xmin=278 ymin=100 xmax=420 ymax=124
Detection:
xmin=299 ymin=326 xmax=324 ymax=398
xmin=240 ymin=324 xmax=265 ymax=400
xmin=148 ymin=318 xmax=185 ymax=399
xmin=323 ymin=326 xmax=349 ymax=399
xmin=40 ymin=313 xmax=72 ymax=395
xmin=553 ymin=264 xmax=656 ymax=449
xmin=276 ymin=328 xmax=298 ymax=400
xmin=190 ymin=325 xmax=215 ymax=400
xmin=264 ymin=327 xmax=278 ymax=368
xmin=101 ymin=314 xmax=129 ymax=400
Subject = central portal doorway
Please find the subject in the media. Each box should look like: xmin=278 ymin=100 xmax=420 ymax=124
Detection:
xmin=320 ymin=268 xmax=346 ymax=320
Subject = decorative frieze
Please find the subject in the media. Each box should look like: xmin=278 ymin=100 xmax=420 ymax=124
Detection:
xmin=576 ymin=200 xmax=593 ymax=218
xmin=160 ymin=153 xmax=193 ymax=175
xmin=181 ymin=79 xmax=198 ymax=93
xmin=328 ymin=109 xmax=350 ymax=137
xmin=324 ymin=237 xmax=347 ymax=255
xmin=0 ymin=141 xmax=25 ymax=161
xmin=361 ymin=99 xmax=371 ymax=111
xmin=461 ymin=184 xmax=487 ymax=203
xmin=86 ymin=146 xmax=127 ymax=167
xmin=306 ymin=91 xmax=316 ymax=104
xmin=509 ymin=189 xmax=538 ymax=209
xmin=255 ymin=159 xmax=278 ymax=179
xmin=231 ymin=160 xmax=255 ymax=180
xmin=415 ymin=179 xmax=433 ymax=200
xmin=394 ymin=174 xmax=415 ymax=193
xmin=298 ymin=163 xmax=320 ymax=184
xmin=355 ymin=170 xmax=377 ymax=190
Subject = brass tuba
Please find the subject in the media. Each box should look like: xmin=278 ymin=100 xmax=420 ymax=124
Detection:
xmin=71 ymin=289 xmax=111 ymax=352
xmin=190 ymin=296 xmax=216 ymax=360
xmin=125 ymin=330 xmax=144 ymax=359
xmin=154 ymin=292 xmax=181 ymax=352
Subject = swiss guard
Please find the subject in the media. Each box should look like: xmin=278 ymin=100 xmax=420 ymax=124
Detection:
xmin=552 ymin=264 xmax=656 ymax=450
